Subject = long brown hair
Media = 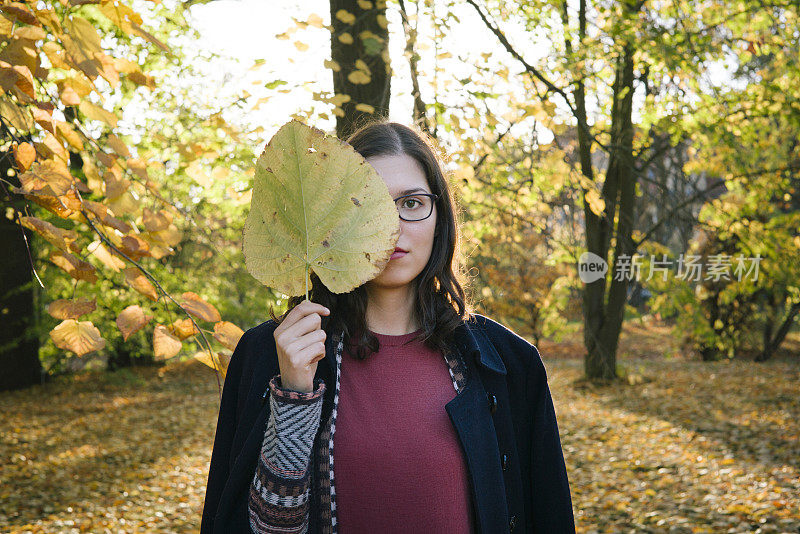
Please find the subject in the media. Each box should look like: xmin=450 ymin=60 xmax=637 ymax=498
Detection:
xmin=271 ymin=118 xmax=474 ymax=360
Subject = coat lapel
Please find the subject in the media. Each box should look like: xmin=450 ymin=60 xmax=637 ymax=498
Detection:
xmin=446 ymin=319 xmax=510 ymax=534
xmin=213 ymin=360 xmax=270 ymax=527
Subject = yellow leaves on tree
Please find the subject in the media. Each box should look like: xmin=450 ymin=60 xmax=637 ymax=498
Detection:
xmin=46 ymin=297 xmax=97 ymax=320
xmin=168 ymin=318 xmax=200 ymax=341
xmin=153 ymin=325 xmax=181 ymax=360
xmin=50 ymin=250 xmax=98 ymax=283
xmin=12 ymin=142 xmax=35 ymax=171
xmin=212 ymin=321 xmax=244 ymax=352
xmin=180 ymin=292 xmax=221 ymax=323
xmin=50 ymin=319 xmax=106 ymax=357
xmin=194 ymin=349 xmax=232 ymax=379
xmin=19 ymin=216 xmax=81 ymax=254
xmin=116 ymin=305 xmax=153 ymax=341
xmin=335 ymin=9 xmax=356 ymax=25
xmin=78 ymin=101 xmax=118 ymax=128
xmin=123 ymin=267 xmax=158 ymax=302
xmin=585 ymin=188 xmax=606 ymax=217
xmin=347 ymin=59 xmax=372 ymax=85
xmin=0 ymin=3 xmax=284 ymax=379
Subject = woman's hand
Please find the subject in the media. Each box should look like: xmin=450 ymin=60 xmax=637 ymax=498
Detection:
xmin=273 ymin=299 xmax=330 ymax=393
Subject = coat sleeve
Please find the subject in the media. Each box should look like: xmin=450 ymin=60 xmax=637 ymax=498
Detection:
xmin=248 ymin=374 xmax=326 ymax=534
xmin=200 ymin=328 xmax=252 ymax=533
xmin=527 ymin=344 xmax=576 ymax=533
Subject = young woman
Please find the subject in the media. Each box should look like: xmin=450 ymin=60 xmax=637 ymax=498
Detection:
xmin=201 ymin=120 xmax=575 ymax=534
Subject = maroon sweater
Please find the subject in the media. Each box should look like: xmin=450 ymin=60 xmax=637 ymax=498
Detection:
xmin=332 ymin=328 xmax=476 ymax=533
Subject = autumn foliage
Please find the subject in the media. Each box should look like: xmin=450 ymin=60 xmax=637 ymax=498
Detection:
xmin=2 ymin=1 xmax=242 ymax=383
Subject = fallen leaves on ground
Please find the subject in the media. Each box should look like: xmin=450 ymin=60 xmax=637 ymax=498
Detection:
xmin=0 ymin=360 xmax=220 ymax=533
xmin=0 ymin=335 xmax=798 ymax=532
xmin=550 ymin=357 xmax=800 ymax=533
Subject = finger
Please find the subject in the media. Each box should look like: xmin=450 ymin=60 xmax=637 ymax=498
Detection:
xmin=284 ymin=312 xmax=325 ymax=340
xmin=290 ymin=329 xmax=326 ymax=354
xmin=284 ymin=301 xmax=329 ymax=328
xmin=297 ymin=299 xmax=330 ymax=318
xmin=297 ymin=342 xmax=327 ymax=366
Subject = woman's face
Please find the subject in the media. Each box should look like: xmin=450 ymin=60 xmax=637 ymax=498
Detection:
xmin=364 ymin=153 xmax=437 ymax=290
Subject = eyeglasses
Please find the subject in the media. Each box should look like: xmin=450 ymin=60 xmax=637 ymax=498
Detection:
xmin=393 ymin=193 xmax=439 ymax=222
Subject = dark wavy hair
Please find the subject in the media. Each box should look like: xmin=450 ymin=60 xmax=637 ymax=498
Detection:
xmin=270 ymin=118 xmax=474 ymax=360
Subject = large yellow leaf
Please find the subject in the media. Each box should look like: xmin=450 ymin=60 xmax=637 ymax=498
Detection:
xmin=243 ymin=119 xmax=400 ymax=296
xmin=50 ymin=319 xmax=106 ymax=356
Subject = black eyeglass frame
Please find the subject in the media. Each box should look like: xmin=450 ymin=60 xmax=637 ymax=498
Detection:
xmin=393 ymin=192 xmax=439 ymax=222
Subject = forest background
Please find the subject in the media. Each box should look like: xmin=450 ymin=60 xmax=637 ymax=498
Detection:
xmin=1 ymin=0 xmax=798 ymax=531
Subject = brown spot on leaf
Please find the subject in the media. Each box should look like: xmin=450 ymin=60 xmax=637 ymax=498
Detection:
xmin=351 ymin=197 xmax=361 ymax=206
xmin=365 ymin=252 xmax=370 ymax=261
xmin=322 ymin=239 xmax=329 ymax=247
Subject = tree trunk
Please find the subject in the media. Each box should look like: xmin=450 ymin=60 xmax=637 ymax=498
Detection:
xmin=330 ymin=0 xmax=392 ymax=138
xmin=397 ymin=0 xmax=432 ymax=136
xmin=583 ymin=40 xmax=636 ymax=380
xmin=757 ymin=301 xmax=800 ymax=362
xmin=0 ymin=136 xmax=43 ymax=392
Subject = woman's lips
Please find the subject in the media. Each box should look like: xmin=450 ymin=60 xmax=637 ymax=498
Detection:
xmin=390 ymin=250 xmax=407 ymax=259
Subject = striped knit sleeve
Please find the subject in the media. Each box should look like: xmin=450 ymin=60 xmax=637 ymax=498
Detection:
xmin=248 ymin=374 xmax=326 ymax=534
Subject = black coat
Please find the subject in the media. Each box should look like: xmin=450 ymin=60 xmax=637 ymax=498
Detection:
xmin=201 ymin=313 xmax=576 ymax=533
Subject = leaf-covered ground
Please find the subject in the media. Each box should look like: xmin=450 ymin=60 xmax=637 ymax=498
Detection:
xmin=1 ymin=326 xmax=798 ymax=533
xmin=546 ymin=359 xmax=799 ymax=533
